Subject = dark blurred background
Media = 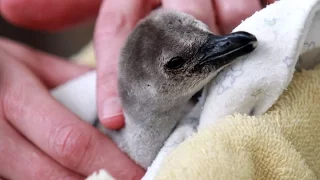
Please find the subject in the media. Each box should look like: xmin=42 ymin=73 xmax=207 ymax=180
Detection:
xmin=0 ymin=16 xmax=95 ymax=58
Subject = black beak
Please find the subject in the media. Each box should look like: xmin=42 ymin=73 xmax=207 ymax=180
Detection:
xmin=199 ymin=31 xmax=258 ymax=66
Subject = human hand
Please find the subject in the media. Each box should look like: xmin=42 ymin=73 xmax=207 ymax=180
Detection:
xmin=0 ymin=38 xmax=144 ymax=180
xmin=0 ymin=0 xmax=276 ymax=130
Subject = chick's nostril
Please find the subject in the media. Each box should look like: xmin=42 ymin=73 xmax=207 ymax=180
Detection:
xmin=220 ymin=41 xmax=231 ymax=48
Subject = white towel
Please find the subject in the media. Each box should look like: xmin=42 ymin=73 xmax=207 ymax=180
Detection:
xmin=199 ymin=0 xmax=320 ymax=129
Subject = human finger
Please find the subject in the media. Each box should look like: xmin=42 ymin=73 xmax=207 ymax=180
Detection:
xmin=0 ymin=58 xmax=144 ymax=179
xmin=0 ymin=0 xmax=102 ymax=30
xmin=0 ymin=119 xmax=84 ymax=180
xmin=94 ymin=0 xmax=159 ymax=129
xmin=162 ymin=0 xmax=220 ymax=34
xmin=0 ymin=37 xmax=91 ymax=89
xmin=214 ymin=0 xmax=262 ymax=34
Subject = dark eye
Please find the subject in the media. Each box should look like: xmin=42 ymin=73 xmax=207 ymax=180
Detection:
xmin=165 ymin=57 xmax=186 ymax=69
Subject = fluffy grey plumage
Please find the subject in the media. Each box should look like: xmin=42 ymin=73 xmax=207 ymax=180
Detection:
xmin=104 ymin=9 xmax=258 ymax=168
xmin=51 ymin=9 xmax=257 ymax=170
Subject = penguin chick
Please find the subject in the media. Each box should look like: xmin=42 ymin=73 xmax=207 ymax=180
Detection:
xmin=107 ymin=9 xmax=258 ymax=169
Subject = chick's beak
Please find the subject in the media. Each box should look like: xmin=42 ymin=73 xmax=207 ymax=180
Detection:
xmin=199 ymin=31 xmax=258 ymax=66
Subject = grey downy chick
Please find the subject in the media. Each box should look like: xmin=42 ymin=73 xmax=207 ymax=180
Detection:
xmin=107 ymin=9 xmax=258 ymax=169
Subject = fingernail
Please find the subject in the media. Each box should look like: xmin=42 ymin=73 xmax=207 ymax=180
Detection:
xmin=101 ymin=115 xmax=125 ymax=130
xmin=102 ymin=97 xmax=123 ymax=119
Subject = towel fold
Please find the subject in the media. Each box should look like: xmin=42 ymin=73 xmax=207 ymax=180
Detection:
xmin=199 ymin=0 xmax=320 ymax=129
xmin=155 ymin=64 xmax=320 ymax=179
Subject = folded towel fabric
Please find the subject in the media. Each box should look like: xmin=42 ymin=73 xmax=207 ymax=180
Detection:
xmin=199 ymin=0 xmax=320 ymax=129
xmin=155 ymin=64 xmax=320 ymax=180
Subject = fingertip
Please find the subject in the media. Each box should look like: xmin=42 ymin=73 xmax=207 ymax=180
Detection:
xmin=100 ymin=115 xmax=125 ymax=130
xmin=98 ymin=96 xmax=125 ymax=129
xmin=214 ymin=0 xmax=261 ymax=34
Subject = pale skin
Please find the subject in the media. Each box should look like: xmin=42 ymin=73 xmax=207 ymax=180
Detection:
xmin=0 ymin=0 xmax=275 ymax=179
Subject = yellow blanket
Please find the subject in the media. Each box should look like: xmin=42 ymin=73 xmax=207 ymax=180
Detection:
xmin=73 ymin=47 xmax=320 ymax=179
xmin=154 ymin=65 xmax=320 ymax=180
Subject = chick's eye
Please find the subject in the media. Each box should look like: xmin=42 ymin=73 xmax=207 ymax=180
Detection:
xmin=165 ymin=57 xmax=186 ymax=69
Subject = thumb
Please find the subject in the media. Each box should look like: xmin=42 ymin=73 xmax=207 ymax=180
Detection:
xmin=94 ymin=0 xmax=159 ymax=129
